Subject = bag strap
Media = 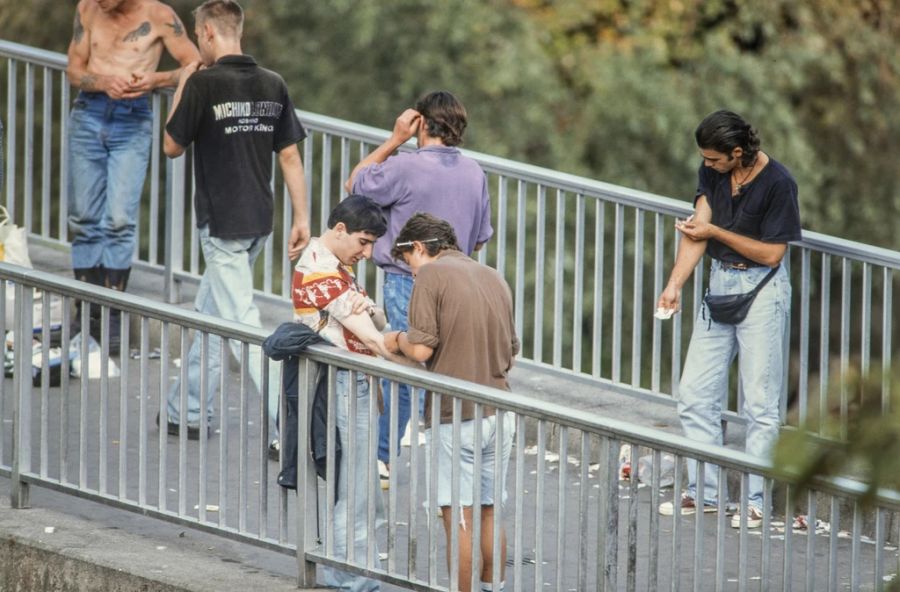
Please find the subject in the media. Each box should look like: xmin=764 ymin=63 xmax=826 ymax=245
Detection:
xmin=749 ymin=265 xmax=779 ymax=296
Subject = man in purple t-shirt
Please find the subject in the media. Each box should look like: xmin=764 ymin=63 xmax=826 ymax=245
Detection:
xmin=344 ymin=90 xmax=493 ymax=481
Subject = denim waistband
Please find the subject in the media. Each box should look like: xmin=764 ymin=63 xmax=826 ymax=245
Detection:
xmin=76 ymin=90 xmax=151 ymax=109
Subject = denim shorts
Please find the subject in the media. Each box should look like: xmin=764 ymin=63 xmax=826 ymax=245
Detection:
xmin=427 ymin=412 xmax=515 ymax=507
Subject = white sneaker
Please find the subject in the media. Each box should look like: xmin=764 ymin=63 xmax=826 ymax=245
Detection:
xmin=730 ymin=506 xmax=764 ymax=529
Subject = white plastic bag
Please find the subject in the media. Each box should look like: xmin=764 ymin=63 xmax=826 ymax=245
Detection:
xmin=0 ymin=206 xmax=32 ymax=268
xmin=69 ymin=332 xmax=119 ymax=379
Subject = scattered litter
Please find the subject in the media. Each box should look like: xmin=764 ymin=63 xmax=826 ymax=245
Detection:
xmin=193 ymin=504 xmax=220 ymax=512
xmin=378 ymin=552 xmax=388 ymax=561
xmin=543 ymin=452 xmax=560 ymax=463
xmin=792 ymin=515 xmax=831 ymax=535
xmin=837 ymin=530 xmax=852 ymax=539
xmin=618 ymin=444 xmax=631 ymax=480
xmin=588 ymin=463 xmax=600 ymax=472
xmin=172 ymin=358 xmax=181 ymax=368
xmin=130 ymin=347 xmax=161 ymax=360
xmin=530 ymin=470 xmax=537 ymax=475
xmin=168 ymin=488 xmax=177 ymax=493
xmin=885 ymin=545 xmax=898 ymax=552
xmin=523 ymin=445 xmax=538 ymax=456
xmin=156 ymin=546 xmax=167 ymax=551
xmin=43 ymin=526 xmax=55 ymax=534
xmin=636 ymin=453 xmax=675 ymax=488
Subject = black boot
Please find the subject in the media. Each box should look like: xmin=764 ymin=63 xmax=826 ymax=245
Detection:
xmin=105 ymin=268 xmax=131 ymax=356
xmin=72 ymin=266 xmax=105 ymax=342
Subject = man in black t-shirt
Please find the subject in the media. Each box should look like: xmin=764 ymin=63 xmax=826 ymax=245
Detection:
xmin=656 ymin=111 xmax=801 ymax=529
xmin=160 ymin=0 xmax=309 ymax=440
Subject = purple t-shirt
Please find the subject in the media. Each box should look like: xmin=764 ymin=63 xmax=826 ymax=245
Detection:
xmin=352 ymin=145 xmax=493 ymax=275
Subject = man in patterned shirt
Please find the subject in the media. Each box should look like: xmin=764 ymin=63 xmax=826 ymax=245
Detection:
xmin=292 ymin=194 xmax=405 ymax=591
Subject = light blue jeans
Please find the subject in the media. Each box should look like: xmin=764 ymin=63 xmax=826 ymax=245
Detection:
xmin=678 ymin=260 xmax=790 ymax=509
xmin=67 ymin=91 xmax=152 ymax=270
xmin=166 ymin=226 xmax=280 ymax=426
xmin=377 ymin=272 xmax=418 ymax=463
xmin=322 ymin=370 xmax=384 ymax=591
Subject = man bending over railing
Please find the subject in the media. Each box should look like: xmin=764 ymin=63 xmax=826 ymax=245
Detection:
xmin=385 ymin=213 xmax=519 ymax=592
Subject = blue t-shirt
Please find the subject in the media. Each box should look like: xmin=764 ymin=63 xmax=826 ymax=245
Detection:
xmin=694 ymin=157 xmax=802 ymax=266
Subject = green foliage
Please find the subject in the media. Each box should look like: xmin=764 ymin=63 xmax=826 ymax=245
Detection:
xmin=1 ymin=0 xmax=898 ymax=250
xmin=772 ymin=365 xmax=900 ymax=504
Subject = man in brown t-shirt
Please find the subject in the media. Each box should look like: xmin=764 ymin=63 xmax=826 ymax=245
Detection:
xmin=384 ymin=213 xmax=518 ymax=592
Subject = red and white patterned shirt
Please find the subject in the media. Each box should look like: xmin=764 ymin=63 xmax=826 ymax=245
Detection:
xmin=291 ymin=238 xmax=375 ymax=356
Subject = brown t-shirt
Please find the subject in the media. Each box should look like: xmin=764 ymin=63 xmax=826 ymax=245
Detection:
xmin=406 ymin=250 xmax=520 ymax=425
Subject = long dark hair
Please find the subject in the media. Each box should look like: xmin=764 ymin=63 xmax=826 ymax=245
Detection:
xmin=695 ymin=110 xmax=760 ymax=166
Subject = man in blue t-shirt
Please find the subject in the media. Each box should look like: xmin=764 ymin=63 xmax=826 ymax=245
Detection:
xmin=160 ymin=0 xmax=309 ymax=439
xmin=344 ymin=91 xmax=494 ymax=483
xmin=656 ymin=110 xmax=801 ymax=529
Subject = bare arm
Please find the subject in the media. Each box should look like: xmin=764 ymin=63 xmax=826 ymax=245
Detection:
xmin=162 ymin=61 xmax=201 ymax=158
xmin=343 ymin=109 xmax=422 ymax=193
xmin=656 ymin=197 xmax=712 ymax=312
xmin=278 ymin=144 xmax=311 ymax=259
xmin=66 ymin=3 xmax=133 ymax=98
xmin=340 ymin=313 xmax=416 ymax=366
xmin=679 ymin=223 xmax=787 ymax=268
xmin=384 ymin=330 xmax=434 ymax=364
xmin=128 ymin=6 xmax=199 ymax=94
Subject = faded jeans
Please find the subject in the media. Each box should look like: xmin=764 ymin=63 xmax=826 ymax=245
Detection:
xmin=322 ymin=370 xmax=384 ymax=591
xmin=678 ymin=260 xmax=790 ymax=510
xmin=377 ymin=272 xmax=418 ymax=463
xmin=166 ymin=226 xmax=280 ymax=427
xmin=67 ymin=91 xmax=152 ymax=270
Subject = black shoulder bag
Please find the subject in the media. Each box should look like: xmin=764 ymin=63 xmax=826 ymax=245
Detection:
xmin=703 ymin=265 xmax=778 ymax=325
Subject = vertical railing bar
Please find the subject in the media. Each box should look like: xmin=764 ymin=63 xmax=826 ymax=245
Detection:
xmin=428 ymin=393 xmax=441 ymax=585
xmin=593 ymin=200 xmax=606 ymax=378
xmin=217 ymin=336 xmax=227 ymax=527
xmin=386 ymin=380 xmax=399 ymax=575
xmin=761 ymin=478 xmax=772 ymax=585
xmin=555 ymin=426 xmax=568 ymax=592
xmin=495 ymin=176 xmax=508 ymax=277
xmin=6 ymin=60 xmax=17 ymax=216
xmin=670 ymin=228 xmax=683 ymax=400
xmin=572 ymin=194 xmax=585 ymax=372
xmin=512 ymin=414 xmax=525 ymax=592
xmin=118 ymin=311 xmax=130 ymax=498
xmin=325 ymin=367 xmax=336 ymax=557
xmin=296 ymin=357 xmax=318 ymax=586
xmin=626 ymin=443 xmax=638 ymax=592
xmin=407 ymin=374 xmax=420 ymax=579
xmin=828 ymin=497 xmax=839 ymax=592
xmin=611 ymin=204 xmax=625 ymax=382
xmin=178 ymin=328 xmax=189 ymax=517
xmin=138 ymin=316 xmax=149 ymax=506
xmin=514 ymin=180 xmax=527 ymax=341
xmin=79 ymin=301 xmax=89 ymax=489
xmin=840 ymin=258 xmax=851 ymax=440
xmin=881 ymin=269 xmax=892 ymax=414
xmin=631 ymin=209 xmax=645 ymax=387
xmin=604 ymin=437 xmax=619 ymax=591
xmin=59 ymin=71 xmax=70 ymax=241
xmin=783 ymin=484 xmax=794 ymax=591
xmin=158 ymin=322 xmax=169 ymax=512
xmin=347 ymin=370 xmax=358 ymax=565
xmin=59 ymin=295 xmax=71 ymax=484
xmin=366 ymin=375 xmax=378 ymax=570
xmin=714 ymin=464 xmax=726 ymax=592
xmin=319 ymin=134 xmax=332 ymax=235
xmin=149 ymin=93 xmax=161 ymax=265
xmin=533 ymin=185 xmax=546 ymax=363
xmin=819 ymin=253 xmax=832 ymax=435
xmin=490 ymin=410 xmax=503 ymax=591
xmin=238 ymin=343 xmax=249 ymax=533
xmin=737 ymin=472 xmax=748 ymax=592
xmin=693 ymin=461 xmax=706 ymax=592
xmin=850 ymin=501 xmax=861 ymax=592
xmin=449 ymin=399 xmax=461 ymax=592
xmin=860 ymin=262 xmax=871 ymax=377
xmin=198 ymin=332 xmax=209 ymax=524
xmin=577 ymin=432 xmax=590 ymax=591
xmin=41 ymin=67 xmax=52 ymax=238
xmin=805 ymin=490 xmax=817 ymax=592
xmin=339 ymin=137 xmax=350 ymax=200
xmin=38 ymin=293 xmax=50 ymax=479
xmin=98 ymin=306 xmax=110 ymax=495
xmin=281 ymin=182 xmax=292 ymax=297
xmin=874 ymin=508 xmax=885 ymax=591
xmin=11 ymin=284 xmax=33 ymax=508
xmin=649 ymin=448 xmax=661 ymax=592
xmin=799 ymin=249 xmax=811 ymax=427
xmin=24 ymin=62 xmax=34 ymax=232
xmin=552 ymin=189 xmax=565 ymax=368
xmin=671 ymin=454 xmax=683 ymax=592
xmin=470 ymin=405 xmax=484 ymax=592
xmin=534 ymin=419 xmax=546 ymax=591
xmin=651 ymin=213 xmax=664 ymax=391
xmin=303 ymin=131 xmax=314 ymax=231
xmin=257 ymin=344 xmax=269 ymax=538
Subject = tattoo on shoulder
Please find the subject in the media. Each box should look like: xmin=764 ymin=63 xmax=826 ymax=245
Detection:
xmin=165 ymin=9 xmax=184 ymax=37
xmin=123 ymin=21 xmax=152 ymax=42
xmin=72 ymin=12 xmax=84 ymax=44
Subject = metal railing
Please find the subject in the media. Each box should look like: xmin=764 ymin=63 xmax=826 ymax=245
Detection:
xmin=1 ymin=38 xmax=898 ymax=436
xmin=0 ymin=263 xmax=897 ymax=591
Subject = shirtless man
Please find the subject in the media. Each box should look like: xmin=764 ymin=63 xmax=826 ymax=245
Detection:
xmin=66 ymin=0 xmax=198 ymax=352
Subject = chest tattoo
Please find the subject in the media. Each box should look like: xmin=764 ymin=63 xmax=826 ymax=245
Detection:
xmin=123 ymin=21 xmax=151 ymax=42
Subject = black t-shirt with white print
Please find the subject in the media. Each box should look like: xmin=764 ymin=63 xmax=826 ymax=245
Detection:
xmin=694 ymin=157 xmax=802 ymax=267
xmin=166 ymin=55 xmax=306 ymax=239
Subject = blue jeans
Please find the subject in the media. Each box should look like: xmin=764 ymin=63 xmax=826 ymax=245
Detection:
xmin=166 ymin=226 xmax=280 ymax=426
xmin=67 ymin=91 xmax=152 ymax=270
xmin=377 ymin=272 xmax=417 ymax=463
xmin=322 ymin=370 xmax=384 ymax=591
xmin=678 ymin=261 xmax=790 ymax=509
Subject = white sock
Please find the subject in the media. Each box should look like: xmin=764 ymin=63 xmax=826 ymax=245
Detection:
xmin=481 ymin=582 xmax=505 ymax=591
